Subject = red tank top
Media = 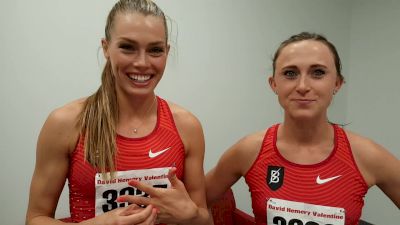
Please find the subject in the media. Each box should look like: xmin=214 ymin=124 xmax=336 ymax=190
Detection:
xmin=245 ymin=124 xmax=368 ymax=225
xmin=67 ymin=97 xmax=185 ymax=222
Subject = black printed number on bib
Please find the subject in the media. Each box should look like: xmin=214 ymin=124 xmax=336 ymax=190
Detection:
xmin=273 ymin=216 xmax=333 ymax=225
xmin=102 ymin=184 xmax=168 ymax=212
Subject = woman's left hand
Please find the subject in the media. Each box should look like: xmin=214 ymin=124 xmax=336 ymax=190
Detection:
xmin=117 ymin=167 xmax=199 ymax=224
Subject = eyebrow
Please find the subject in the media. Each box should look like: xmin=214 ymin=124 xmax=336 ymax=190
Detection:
xmin=282 ymin=64 xmax=328 ymax=69
xmin=118 ymin=37 xmax=166 ymax=46
xmin=309 ymin=64 xmax=328 ymax=68
xmin=281 ymin=65 xmax=297 ymax=70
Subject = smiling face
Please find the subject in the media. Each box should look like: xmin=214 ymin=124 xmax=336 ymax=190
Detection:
xmin=102 ymin=12 xmax=169 ymax=98
xmin=269 ymin=40 xmax=343 ymax=120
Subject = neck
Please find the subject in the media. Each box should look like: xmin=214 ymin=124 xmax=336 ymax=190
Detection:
xmin=118 ymin=93 xmax=157 ymax=118
xmin=280 ymin=115 xmax=333 ymax=145
xmin=116 ymin=93 xmax=158 ymax=136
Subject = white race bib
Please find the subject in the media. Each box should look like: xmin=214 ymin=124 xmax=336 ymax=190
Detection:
xmin=95 ymin=167 xmax=171 ymax=215
xmin=267 ymin=198 xmax=345 ymax=225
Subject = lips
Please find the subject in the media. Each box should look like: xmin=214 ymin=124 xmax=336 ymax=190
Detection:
xmin=293 ymin=99 xmax=315 ymax=102
xmin=127 ymin=74 xmax=153 ymax=83
xmin=292 ymin=98 xmax=316 ymax=105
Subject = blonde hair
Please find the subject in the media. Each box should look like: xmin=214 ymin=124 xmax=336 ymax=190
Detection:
xmin=78 ymin=0 xmax=168 ymax=177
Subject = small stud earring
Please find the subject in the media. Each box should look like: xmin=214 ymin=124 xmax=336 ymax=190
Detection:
xmin=333 ymin=90 xmax=337 ymax=95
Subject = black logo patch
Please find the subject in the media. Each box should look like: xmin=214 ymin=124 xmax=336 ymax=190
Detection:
xmin=267 ymin=166 xmax=284 ymax=191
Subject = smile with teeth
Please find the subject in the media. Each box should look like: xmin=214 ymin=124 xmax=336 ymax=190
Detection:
xmin=128 ymin=74 xmax=152 ymax=83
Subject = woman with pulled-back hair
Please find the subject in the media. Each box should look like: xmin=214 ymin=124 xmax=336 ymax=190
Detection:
xmin=206 ymin=32 xmax=400 ymax=225
xmin=26 ymin=1 xmax=211 ymax=225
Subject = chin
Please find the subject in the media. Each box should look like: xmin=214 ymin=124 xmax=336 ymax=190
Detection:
xmin=130 ymin=89 xmax=155 ymax=96
xmin=287 ymin=111 xmax=318 ymax=121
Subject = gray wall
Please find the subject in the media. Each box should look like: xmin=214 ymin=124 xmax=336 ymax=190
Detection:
xmin=346 ymin=0 xmax=400 ymax=223
xmin=0 ymin=0 xmax=397 ymax=225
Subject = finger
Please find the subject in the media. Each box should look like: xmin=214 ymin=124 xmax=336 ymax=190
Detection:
xmin=139 ymin=207 xmax=158 ymax=225
xmin=167 ymin=167 xmax=182 ymax=188
xmin=122 ymin=204 xmax=153 ymax=224
xmin=129 ymin=180 xmax=158 ymax=197
xmin=117 ymin=195 xmax=152 ymax=207
xmin=119 ymin=203 xmax=142 ymax=216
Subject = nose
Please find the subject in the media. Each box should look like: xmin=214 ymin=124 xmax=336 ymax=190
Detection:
xmin=296 ymin=74 xmax=310 ymax=95
xmin=133 ymin=50 xmax=149 ymax=68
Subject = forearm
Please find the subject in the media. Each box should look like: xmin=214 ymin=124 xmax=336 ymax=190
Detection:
xmin=27 ymin=216 xmax=74 ymax=225
xmin=179 ymin=206 xmax=213 ymax=225
xmin=27 ymin=215 xmax=99 ymax=225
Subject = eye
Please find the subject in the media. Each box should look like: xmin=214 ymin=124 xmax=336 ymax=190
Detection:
xmin=312 ymin=69 xmax=326 ymax=78
xmin=119 ymin=43 xmax=136 ymax=52
xmin=148 ymin=47 xmax=165 ymax=56
xmin=283 ymin=70 xmax=298 ymax=79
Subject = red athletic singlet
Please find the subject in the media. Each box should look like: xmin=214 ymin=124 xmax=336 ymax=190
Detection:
xmin=67 ymin=97 xmax=185 ymax=223
xmin=245 ymin=124 xmax=368 ymax=225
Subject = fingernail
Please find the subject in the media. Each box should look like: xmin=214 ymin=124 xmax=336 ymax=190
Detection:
xmin=116 ymin=196 xmax=125 ymax=202
xmin=152 ymin=206 xmax=159 ymax=213
xmin=128 ymin=179 xmax=137 ymax=186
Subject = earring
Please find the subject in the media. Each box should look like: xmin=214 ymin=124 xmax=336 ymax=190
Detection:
xmin=333 ymin=90 xmax=337 ymax=95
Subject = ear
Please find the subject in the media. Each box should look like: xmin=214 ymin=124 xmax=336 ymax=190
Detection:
xmin=268 ymin=75 xmax=277 ymax=94
xmin=166 ymin=44 xmax=170 ymax=55
xmin=333 ymin=75 xmax=344 ymax=94
xmin=101 ymin=38 xmax=110 ymax=59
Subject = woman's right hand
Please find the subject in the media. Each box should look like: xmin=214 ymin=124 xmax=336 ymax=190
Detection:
xmin=84 ymin=204 xmax=157 ymax=225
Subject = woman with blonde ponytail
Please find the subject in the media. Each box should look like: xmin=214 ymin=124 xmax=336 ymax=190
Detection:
xmin=26 ymin=1 xmax=212 ymax=225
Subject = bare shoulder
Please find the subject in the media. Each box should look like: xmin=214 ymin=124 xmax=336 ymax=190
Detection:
xmin=221 ymin=130 xmax=266 ymax=176
xmin=345 ymin=129 xmax=399 ymax=186
xmin=50 ymin=98 xmax=85 ymax=121
xmin=235 ymin=131 xmax=265 ymax=154
xmin=345 ymin=129 xmax=390 ymax=164
xmin=345 ymin=130 xmax=380 ymax=155
xmin=46 ymin=98 xmax=86 ymax=131
xmin=166 ymin=101 xmax=203 ymax=153
xmin=167 ymin=101 xmax=201 ymax=129
xmin=40 ymin=98 xmax=86 ymax=153
xmin=205 ymin=130 xmax=266 ymax=204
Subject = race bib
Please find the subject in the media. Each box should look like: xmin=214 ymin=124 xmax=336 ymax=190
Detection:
xmin=95 ymin=167 xmax=171 ymax=215
xmin=267 ymin=198 xmax=345 ymax=225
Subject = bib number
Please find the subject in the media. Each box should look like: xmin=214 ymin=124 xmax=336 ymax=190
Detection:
xmin=272 ymin=216 xmax=332 ymax=225
xmin=95 ymin=168 xmax=170 ymax=215
xmin=267 ymin=198 xmax=345 ymax=225
xmin=101 ymin=184 xmax=168 ymax=212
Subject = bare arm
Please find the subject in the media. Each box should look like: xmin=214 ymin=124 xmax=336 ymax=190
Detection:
xmin=348 ymin=131 xmax=400 ymax=208
xmin=205 ymin=132 xmax=263 ymax=205
xmin=27 ymin=100 xmax=159 ymax=225
xmin=176 ymin=108 xmax=211 ymax=225
xmin=26 ymin=104 xmax=80 ymax=225
xmin=375 ymin=146 xmax=400 ymax=208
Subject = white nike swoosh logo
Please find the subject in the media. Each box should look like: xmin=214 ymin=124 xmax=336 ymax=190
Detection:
xmin=149 ymin=147 xmax=171 ymax=158
xmin=316 ymin=175 xmax=341 ymax=184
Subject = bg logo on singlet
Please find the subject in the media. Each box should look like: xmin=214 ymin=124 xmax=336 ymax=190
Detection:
xmin=267 ymin=166 xmax=284 ymax=191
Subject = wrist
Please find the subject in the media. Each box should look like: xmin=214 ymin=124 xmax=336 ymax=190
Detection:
xmin=181 ymin=205 xmax=211 ymax=225
xmin=187 ymin=203 xmax=200 ymax=224
xmin=177 ymin=202 xmax=198 ymax=225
